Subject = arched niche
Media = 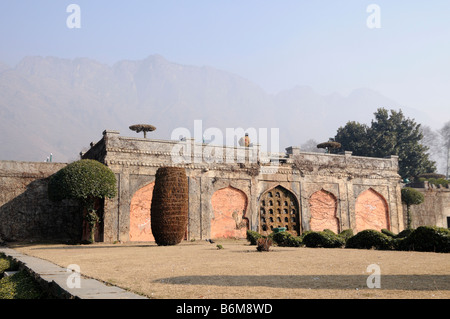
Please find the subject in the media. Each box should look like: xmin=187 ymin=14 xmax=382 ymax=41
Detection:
xmin=210 ymin=186 xmax=249 ymax=239
xmin=129 ymin=182 xmax=155 ymax=241
xmin=355 ymin=188 xmax=390 ymax=232
xmin=309 ymin=189 xmax=339 ymax=233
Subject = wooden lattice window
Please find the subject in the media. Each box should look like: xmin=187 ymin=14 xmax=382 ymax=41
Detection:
xmin=259 ymin=186 xmax=300 ymax=235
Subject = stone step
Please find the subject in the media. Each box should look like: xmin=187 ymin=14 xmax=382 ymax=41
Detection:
xmin=4 ymin=271 xmax=19 ymax=277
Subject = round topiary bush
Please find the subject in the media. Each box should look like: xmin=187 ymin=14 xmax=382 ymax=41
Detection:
xmin=151 ymin=167 xmax=189 ymax=246
xmin=272 ymin=231 xmax=302 ymax=247
xmin=48 ymin=159 xmax=117 ymax=243
xmin=398 ymin=226 xmax=450 ymax=253
xmin=345 ymin=229 xmax=393 ymax=250
xmin=338 ymin=229 xmax=354 ymax=242
xmin=396 ymin=228 xmax=415 ymax=238
xmin=246 ymin=230 xmax=262 ymax=245
xmin=381 ymin=229 xmax=397 ymax=238
xmin=303 ymin=230 xmax=345 ymax=248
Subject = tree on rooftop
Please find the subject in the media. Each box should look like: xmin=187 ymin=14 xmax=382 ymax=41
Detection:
xmin=129 ymin=124 xmax=156 ymax=138
xmin=317 ymin=141 xmax=341 ymax=154
xmin=48 ymin=159 xmax=117 ymax=243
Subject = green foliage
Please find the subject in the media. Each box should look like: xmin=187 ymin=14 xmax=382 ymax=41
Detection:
xmin=396 ymin=228 xmax=414 ymax=238
xmin=246 ymin=230 xmax=262 ymax=245
xmin=338 ymin=229 xmax=354 ymax=241
xmin=48 ymin=159 xmax=117 ymax=243
xmin=48 ymin=159 xmax=117 ymax=203
xmin=333 ymin=108 xmax=436 ymax=179
xmin=401 ymin=187 xmax=425 ymax=229
xmin=418 ymin=177 xmax=449 ymax=187
xmin=272 ymin=231 xmax=302 ymax=247
xmin=381 ymin=229 xmax=397 ymax=238
xmin=417 ymin=173 xmax=446 ymax=180
xmin=398 ymin=226 xmax=450 ymax=253
xmin=401 ymin=188 xmax=425 ymax=206
xmin=0 ymin=254 xmax=45 ymax=299
xmin=345 ymin=229 xmax=394 ymax=250
xmin=0 ymin=271 xmax=46 ymax=299
xmin=303 ymin=230 xmax=345 ymax=248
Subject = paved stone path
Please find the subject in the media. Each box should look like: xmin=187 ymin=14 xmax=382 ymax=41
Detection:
xmin=0 ymin=247 xmax=147 ymax=299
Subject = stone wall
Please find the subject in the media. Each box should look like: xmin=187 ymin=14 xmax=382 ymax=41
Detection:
xmin=0 ymin=161 xmax=82 ymax=242
xmin=82 ymin=130 xmax=405 ymax=242
xmin=404 ymin=182 xmax=450 ymax=229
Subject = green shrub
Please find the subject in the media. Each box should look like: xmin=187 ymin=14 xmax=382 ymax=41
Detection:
xmin=303 ymin=231 xmax=345 ymax=248
xmin=272 ymin=232 xmax=302 ymax=247
xmin=48 ymin=159 xmax=117 ymax=243
xmin=345 ymin=229 xmax=394 ymax=250
xmin=48 ymin=159 xmax=117 ymax=202
xmin=381 ymin=229 xmax=397 ymax=238
xmin=0 ymin=254 xmax=19 ymax=277
xmin=398 ymin=226 xmax=450 ymax=253
xmin=338 ymin=229 xmax=354 ymax=242
xmin=396 ymin=228 xmax=414 ymax=238
xmin=246 ymin=230 xmax=262 ymax=245
xmin=0 ymin=271 xmax=46 ymax=299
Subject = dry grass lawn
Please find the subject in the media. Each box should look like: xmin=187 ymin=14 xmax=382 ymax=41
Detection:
xmin=10 ymin=239 xmax=450 ymax=299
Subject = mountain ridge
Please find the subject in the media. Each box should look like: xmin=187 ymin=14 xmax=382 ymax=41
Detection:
xmin=0 ymin=54 xmax=429 ymax=163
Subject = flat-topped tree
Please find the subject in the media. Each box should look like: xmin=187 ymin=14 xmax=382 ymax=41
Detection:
xmin=317 ymin=141 xmax=341 ymax=154
xmin=129 ymin=124 xmax=156 ymax=138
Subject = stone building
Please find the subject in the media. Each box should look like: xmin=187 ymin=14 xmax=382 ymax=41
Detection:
xmin=81 ymin=130 xmax=405 ymax=242
xmin=402 ymin=181 xmax=450 ymax=229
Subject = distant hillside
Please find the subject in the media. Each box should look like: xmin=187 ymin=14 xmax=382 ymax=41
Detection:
xmin=0 ymin=55 xmax=428 ymax=162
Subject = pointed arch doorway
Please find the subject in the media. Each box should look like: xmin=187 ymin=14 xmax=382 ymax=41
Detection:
xmin=259 ymin=186 xmax=300 ymax=235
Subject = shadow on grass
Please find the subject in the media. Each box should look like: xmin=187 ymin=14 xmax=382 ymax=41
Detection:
xmin=154 ymin=274 xmax=450 ymax=291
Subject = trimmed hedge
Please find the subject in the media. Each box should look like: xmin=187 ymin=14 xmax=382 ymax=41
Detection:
xmin=381 ymin=229 xmax=397 ymax=238
xmin=0 ymin=254 xmax=46 ymax=299
xmin=246 ymin=230 xmax=262 ymax=245
xmin=303 ymin=230 xmax=345 ymax=248
xmin=345 ymin=229 xmax=394 ymax=250
xmin=397 ymin=226 xmax=450 ymax=253
xmin=272 ymin=232 xmax=302 ymax=247
xmin=48 ymin=159 xmax=117 ymax=202
xmin=338 ymin=229 xmax=354 ymax=241
xmin=246 ymin=227 xmax=450 ymax=253
xmin=396 ymin=228 xmax=414 ymax=238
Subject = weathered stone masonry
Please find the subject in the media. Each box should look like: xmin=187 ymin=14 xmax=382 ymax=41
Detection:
xmin=0 ymin=161 xmax=81 ymax=241
xmin=82 ymin=130 xmax=405 ymax=242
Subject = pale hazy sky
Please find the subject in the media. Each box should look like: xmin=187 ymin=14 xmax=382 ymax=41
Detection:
xmin=1 ymin=1 xmax=449 ymax=127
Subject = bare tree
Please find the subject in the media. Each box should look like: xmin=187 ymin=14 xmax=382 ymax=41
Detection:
xmin=420 ymin=125 xmax=442 ymax=171
xmin=439 ymin=121 xmax=450 ymax=179
xmin=300 ymin=139 xmax=325 ymax=153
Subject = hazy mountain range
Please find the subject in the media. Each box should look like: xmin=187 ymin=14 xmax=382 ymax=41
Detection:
xmin=0 ymin=55 xmax=433 ymax=163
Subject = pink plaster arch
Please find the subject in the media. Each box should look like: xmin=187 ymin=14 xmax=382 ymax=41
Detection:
xmin=309 ymin=189 xmax=339 ymax=233
xmin=211 ymin=186 xmax=248 ymax=239
xmin=129 ymin=182 xmax=155 ymax=241
xmin=355 ymin=188 xmax=390 ymax=233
